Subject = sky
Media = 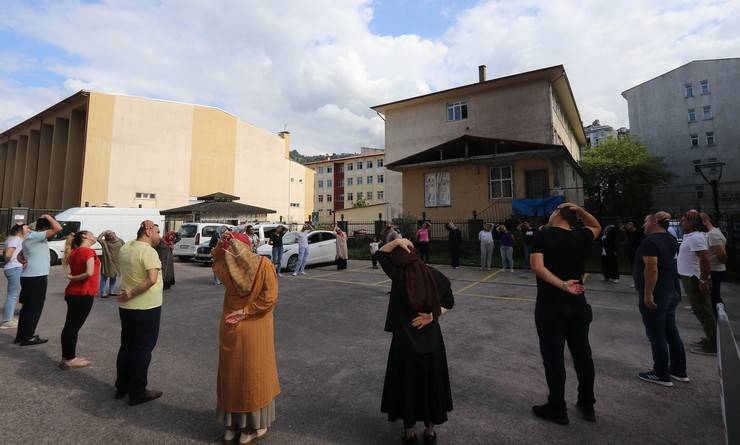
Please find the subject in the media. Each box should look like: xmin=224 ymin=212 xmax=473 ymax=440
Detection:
xmin=1 ymin=0 xmax=739 ymax=155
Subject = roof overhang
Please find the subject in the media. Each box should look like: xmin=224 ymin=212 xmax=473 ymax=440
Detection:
xmin=1 ymin=90 xmax=90 ymax=138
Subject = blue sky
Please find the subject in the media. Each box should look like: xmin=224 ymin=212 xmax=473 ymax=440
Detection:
xmin=370 ymin=0 xmax=480 ymax=37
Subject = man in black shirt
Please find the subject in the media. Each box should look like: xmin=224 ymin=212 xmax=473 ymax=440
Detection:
xmin=633 ymin=212 xmax=687 ymax=386
xmin=530 ymin=203 xmax=601 ymax=425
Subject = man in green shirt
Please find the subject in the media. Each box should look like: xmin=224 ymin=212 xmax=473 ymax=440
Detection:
xmin=115 ymin=220 xmax=164 ymax=406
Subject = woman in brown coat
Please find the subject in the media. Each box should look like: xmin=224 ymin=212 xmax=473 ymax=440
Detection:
xmin=212 ymin=231 xmax=280 ymax=445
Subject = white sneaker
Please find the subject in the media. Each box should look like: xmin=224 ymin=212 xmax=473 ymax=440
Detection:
xmin=292 ymin=272 xmax=298 ymax=276
xmin=300 ymin=272 xmax=307 ymax=276
xmin=0 ymin=320 xmax=18 ymax=329
xmin=610 ymin=279 xmax=620 ymax=283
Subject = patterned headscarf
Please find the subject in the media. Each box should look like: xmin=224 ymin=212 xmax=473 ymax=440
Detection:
xmin=217 ymin=231 xmax=261 ymax=295
xmin=162 ymin=231 xmax=180 ymax=248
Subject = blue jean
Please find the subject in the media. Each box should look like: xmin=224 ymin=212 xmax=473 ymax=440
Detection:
xmin=3 ymin=267 xmax=22 ymax=322
xmin=296 ymin=246 xmax=309 ymax=273
xmin=639 ymin=292 xmax=686 ymax=379
xmin=500 ymin=246 xmax=514 ymax=269
xmin=99 ymin=273 xmax=118 ymax=296
xmin=272 ymin=246 xmax=284 ymax=272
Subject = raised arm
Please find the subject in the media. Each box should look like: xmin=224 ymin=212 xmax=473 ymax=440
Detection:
xmin=558 ymin=203 xmax=601 ymax=240
xmin=41 ymin=214 xmax=63 ymax=239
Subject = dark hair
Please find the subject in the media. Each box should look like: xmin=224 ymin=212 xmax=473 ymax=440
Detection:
xmin=36 ymin=218 xmax=51 ymax=231
xmin=558 ymin=207 xmax=578 ymax=226
xmin=9 ymin=224 xmax=24 ymax=237
xmin=62 ymin=231 xmax=90 ymax=266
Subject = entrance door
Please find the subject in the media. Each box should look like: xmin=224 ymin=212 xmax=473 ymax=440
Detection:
xmin=525 ymin=170 xmax=549 ymax=199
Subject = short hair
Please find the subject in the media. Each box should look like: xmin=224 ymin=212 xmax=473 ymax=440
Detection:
xmin=652 ymin=211 xmax=671 ymax=230
xmin=137 ymin=224 xmax=159 ymax=239
xmin=684 ymin=210 xmax=705 ymax=232
xmin=558 ymin=207 xmax=578 ymax=226
xmin=35 ymin=218 xmax=51 ymax=231
xmin=9 ymin=224 xmax=24 ymax=236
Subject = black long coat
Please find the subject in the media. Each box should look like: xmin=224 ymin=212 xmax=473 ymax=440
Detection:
xmin=375 ymin=250 xmax=455 ymax=425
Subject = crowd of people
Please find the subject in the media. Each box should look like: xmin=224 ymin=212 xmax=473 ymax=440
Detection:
xmin=0 ymin=204 xmax=733 ymax=444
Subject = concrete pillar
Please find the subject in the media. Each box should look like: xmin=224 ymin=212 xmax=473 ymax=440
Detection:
xmin=12 ymin=135 xmax=28 ymax=206
xmin=22 ymin=130 xmax=40 ymax=207
xmin=46 ymin=117 xmax=69 ymax=209
xmin=0 ymin=142 xmax=6 ymax=206
xmin=2 ymin=140 xmax=18 ymax=207
xmin=62 ymin=109 xmax=86 ymax=208
xmin=34 ymin=124 xmax=54 ymax=208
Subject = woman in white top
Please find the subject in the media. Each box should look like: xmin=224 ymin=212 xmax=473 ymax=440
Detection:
xmin=701 ymin=213 xmax=728 ymax=314
xmin=293 ymin=223 xmax=312 ymax=276
xmin=2 ymin=224 xmax=29 ymax=329
xmin=478 ymin=223 xmax=495 ymax=271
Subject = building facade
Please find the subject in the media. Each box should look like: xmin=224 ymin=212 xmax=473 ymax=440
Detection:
xmin=306 ymin=147 xmax=395 ymax=223
xmin=583 ymin=119 xmax=616 ymax=146
xmin=372 ymin=65 xmax=586 ymax=222
xmin=0 ymin=91 xmax=314 ymax=223
xmin=622 ymin=58 xmax=740 ymax=215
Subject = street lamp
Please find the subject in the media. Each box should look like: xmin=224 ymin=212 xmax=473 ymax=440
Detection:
xmin=694 ymin=161 xmax=726 ymax=222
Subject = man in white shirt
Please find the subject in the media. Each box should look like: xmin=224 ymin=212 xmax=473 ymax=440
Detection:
xmin=677 ymin=211 xmax=715 ymax=355
xmin=701 ymin=213 xmax=728 ymax=314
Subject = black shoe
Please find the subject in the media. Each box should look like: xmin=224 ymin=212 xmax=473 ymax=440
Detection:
xmin=115 ymin=389 xmax=128 ymax=399
xmin=129 ymin=389 xmax=162 ymax=406
xmin=401 ymin=433 xmax=417 ymax=445
xmin=13 ymin=338 xmax=20 ymax=344
xmin=424 ymin=432 xmax=437 ymax=445
xmin=576 ymin=403 xmax=596 ymax=422
xmin=532 ymin=403 xmax=569 ymax=425
xmin=19 ymin=335 xmax=48 ymax=346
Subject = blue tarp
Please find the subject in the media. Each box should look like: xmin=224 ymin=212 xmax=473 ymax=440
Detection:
xmin=512 ymin=196 xmax=566 ymax=217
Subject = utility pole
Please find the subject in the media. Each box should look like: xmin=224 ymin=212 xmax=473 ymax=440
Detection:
xmin=695 ymin=162 xmax=725 ymax=222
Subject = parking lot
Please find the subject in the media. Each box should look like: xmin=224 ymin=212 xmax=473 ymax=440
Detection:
xmin=0 ymin=259 xmax=729 ymax=444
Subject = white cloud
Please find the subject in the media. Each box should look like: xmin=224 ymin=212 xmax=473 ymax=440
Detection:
xmin=1 ymin=0 xmax=739 ymax=153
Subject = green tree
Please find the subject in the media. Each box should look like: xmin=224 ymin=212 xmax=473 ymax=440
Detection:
xmin=580 ymin=136 xmax=672 ymax=220
xmin=353 ymin=197 xmax=369 ymax=208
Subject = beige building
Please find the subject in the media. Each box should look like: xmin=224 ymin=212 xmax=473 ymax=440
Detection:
xmin=306 ymin=147 xmax=398 ymax=223
xmin=0 ymin=90 xmax=314 ymax=223
xmin=371 ymin=65 xmax=586 ymax=222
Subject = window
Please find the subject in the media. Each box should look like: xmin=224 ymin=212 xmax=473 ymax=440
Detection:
xmin=327 ymin=179 xmax=333 ymax=187
xmin=318 ymin=195 xmax=324 ymax=203
xmin=318 ymin=167 xmax=324 ymax=174
xmin=424 ymin=172 xmax=451 ymax=207
xmin=327 ymin=166 xmax=333 ymax=173
xmin=347 ymin=163 xmax=353 ymax=171
xmin=338 ymin=194 xmax=344 ymax=202
xmin=290 ymin=178 xmax=294 ymax=183
xmin=337 ymin=164 xmax=344 ymax=173
xmin=688 ymin=108 xmax=696 ymax=122
xmin=327 ymin=194 xmax=332 ymax=202
xmin=703 ymin=105 xmax=712 ymax=120
xmin=489 ymin=166 xmax=513 ymax=199
xmin=690 ymin=134 xmax=699 ymax=147
xmin=367 ymin=191 xmax=373 ymax=200
xmin=320 ymin=232 xmax=336 ymax=242
xmin=357 ymin=161 xmax=363 ymax=170
xmin=685 ymin=83 xmax=693 ymax=97
xmin=357 ymin=192 xmax=363 ymax=200
xmin=700 ymin=80 xmax=710 ymax=94
xmin=299 ymin=179 xmax=303 ymax=183
xmin=378 ymin=174 xmax=384 ymax=183
xmin=378 ymin=191 xmax=384 ymax=200
xmin=135 ymin=192 xmax=156 ymax=199
xmin=338 ymin=179 xmax=344 ymax=187
xmin=357 ymin=177 xmax=363 ymax=185
xmin=290 ymin=203 xmax=300 ymax=208
xmin=348 ymin=193 xmax=353 ymax=201
xmin=318 ymin=180 xmax=324 ymax=188
xmin=446 ymin=101 xmax=468 ymax=121
xmin=696 ymin=186 xmax=705 ymax=199
xmin=367 ymin=160 xmax=373 ymax=168
xmin=377 ymin=159 xmax=384 ymax=167
xmin=347 ymin=177 xmax=353 ymax=186
xmin=707 ymin=132 xmax=715 ymax=145
xmin=367 ymin=176 xmax=373 ymax=184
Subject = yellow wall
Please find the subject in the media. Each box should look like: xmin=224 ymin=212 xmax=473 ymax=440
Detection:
xmin=189 ymin=107 xmax=236 ymax=196
xmin=336 ymin=202 xmax=391 ymax=222
xmin=81 ymin=92 xmax=115 ymax=206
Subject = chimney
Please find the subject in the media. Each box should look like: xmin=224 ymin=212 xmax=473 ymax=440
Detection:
xmin=278 ymin=131 xmax=291 ymax=159
xmin=478 ymin=65 xmax=487 ymax=82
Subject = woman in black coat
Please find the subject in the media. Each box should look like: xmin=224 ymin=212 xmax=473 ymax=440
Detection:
xmin=375 ymin=238 xmax=455 ymax=445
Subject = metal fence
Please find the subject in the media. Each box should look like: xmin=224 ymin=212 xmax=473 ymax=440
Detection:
xmin=716 ymin=304 xmax=740 ymax=445
xmin=0 ymin=208 xmax=62 ymax=238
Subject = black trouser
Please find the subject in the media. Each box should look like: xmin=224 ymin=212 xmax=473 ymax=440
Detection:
xmin=639 ymin=293 xmax=686 ymax=379
xmin=116 ymin=306 xmax=161 ymax=398
xmin=601 ymin=254 xmax=619 ymax=280
xmin=61 ymin=295 xmax=94 ymax=360
xmin=418 ymin=242 xmax=430 ymax=263
xmin=15 ymin=276 xmax=48 ymax=342
xmin=372 ymin=256 xmax=378 ymax=267
xmin=535 ymin=302 xmax=595 ymax=409
xmin=710 ymin=270 xmax=726 ymax=314
xmin=449 ymin=245 xmax=460 ymax=268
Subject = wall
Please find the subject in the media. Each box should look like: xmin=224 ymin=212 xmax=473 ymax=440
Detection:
xmin=336 ymin=202 xmax=392 ymax=222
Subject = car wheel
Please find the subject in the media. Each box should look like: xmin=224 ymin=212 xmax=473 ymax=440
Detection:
xmin=286 ymin=254 xmax=299 ymax=272
xmin=177 ymin=256 xmax=191 ymax=262
xmin=49 ymin=250 xmax=58 ymax=266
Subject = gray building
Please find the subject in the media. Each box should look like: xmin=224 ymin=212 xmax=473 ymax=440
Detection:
xmin=583 ymin=119 xmax=616 ymax=146
xmin=622 ymin=58 xmax=740 ymax=216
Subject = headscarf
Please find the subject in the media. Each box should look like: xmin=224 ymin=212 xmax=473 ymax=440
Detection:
xmin=161 ymin=231 xmax=180 ymax=248
xmin=217 ymin=230 xmax=261 ymax=295
xmin=390 ymin=246 xmax=441 ymax=318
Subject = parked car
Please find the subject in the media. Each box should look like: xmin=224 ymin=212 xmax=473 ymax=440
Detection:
xmin=236 ymin=223 xmax=296 ymax=248
xmin=174 ymin=223 xmax=235 ymax=261
xmin=352 ymin=229 xmax=372 ymax=239
xmin=257 ymin=230 xmax=337 ymax=271
xmin=193 ymin=245 xmax=213 ymax=264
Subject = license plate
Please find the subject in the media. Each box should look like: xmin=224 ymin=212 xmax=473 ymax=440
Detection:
xmin=179 ymin=245 xmax=189 ymax=249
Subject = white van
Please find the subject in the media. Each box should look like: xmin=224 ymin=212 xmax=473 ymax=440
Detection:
xmin=173 ymin=223 xmax=235 ymax=261
xmin=49 ymin=207 xmax=164 ymax=265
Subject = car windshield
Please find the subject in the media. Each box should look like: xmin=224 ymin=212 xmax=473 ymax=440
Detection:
xmin=179 ymin=225 xmax=197 ymax=238
xmin=202 ymin=226 xmax=219 ymax=237
xmin=50 ymin=221 xmax=81 ymax=241
xmin=282 ymin=232 xmax=299 ymax=245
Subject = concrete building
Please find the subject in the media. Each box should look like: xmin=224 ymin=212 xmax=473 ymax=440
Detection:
xmin=583 ymin=119 xmax=616 ymax=146
xmin=371 ymin=65 xmax=586 ymax=222
xmin=622 ymin=58 xmax=740 ymax=215
xmin=305 ymin=147 xmax=397 ymax=223
xmin=0 ymin=91 xmax=314 ymax=223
